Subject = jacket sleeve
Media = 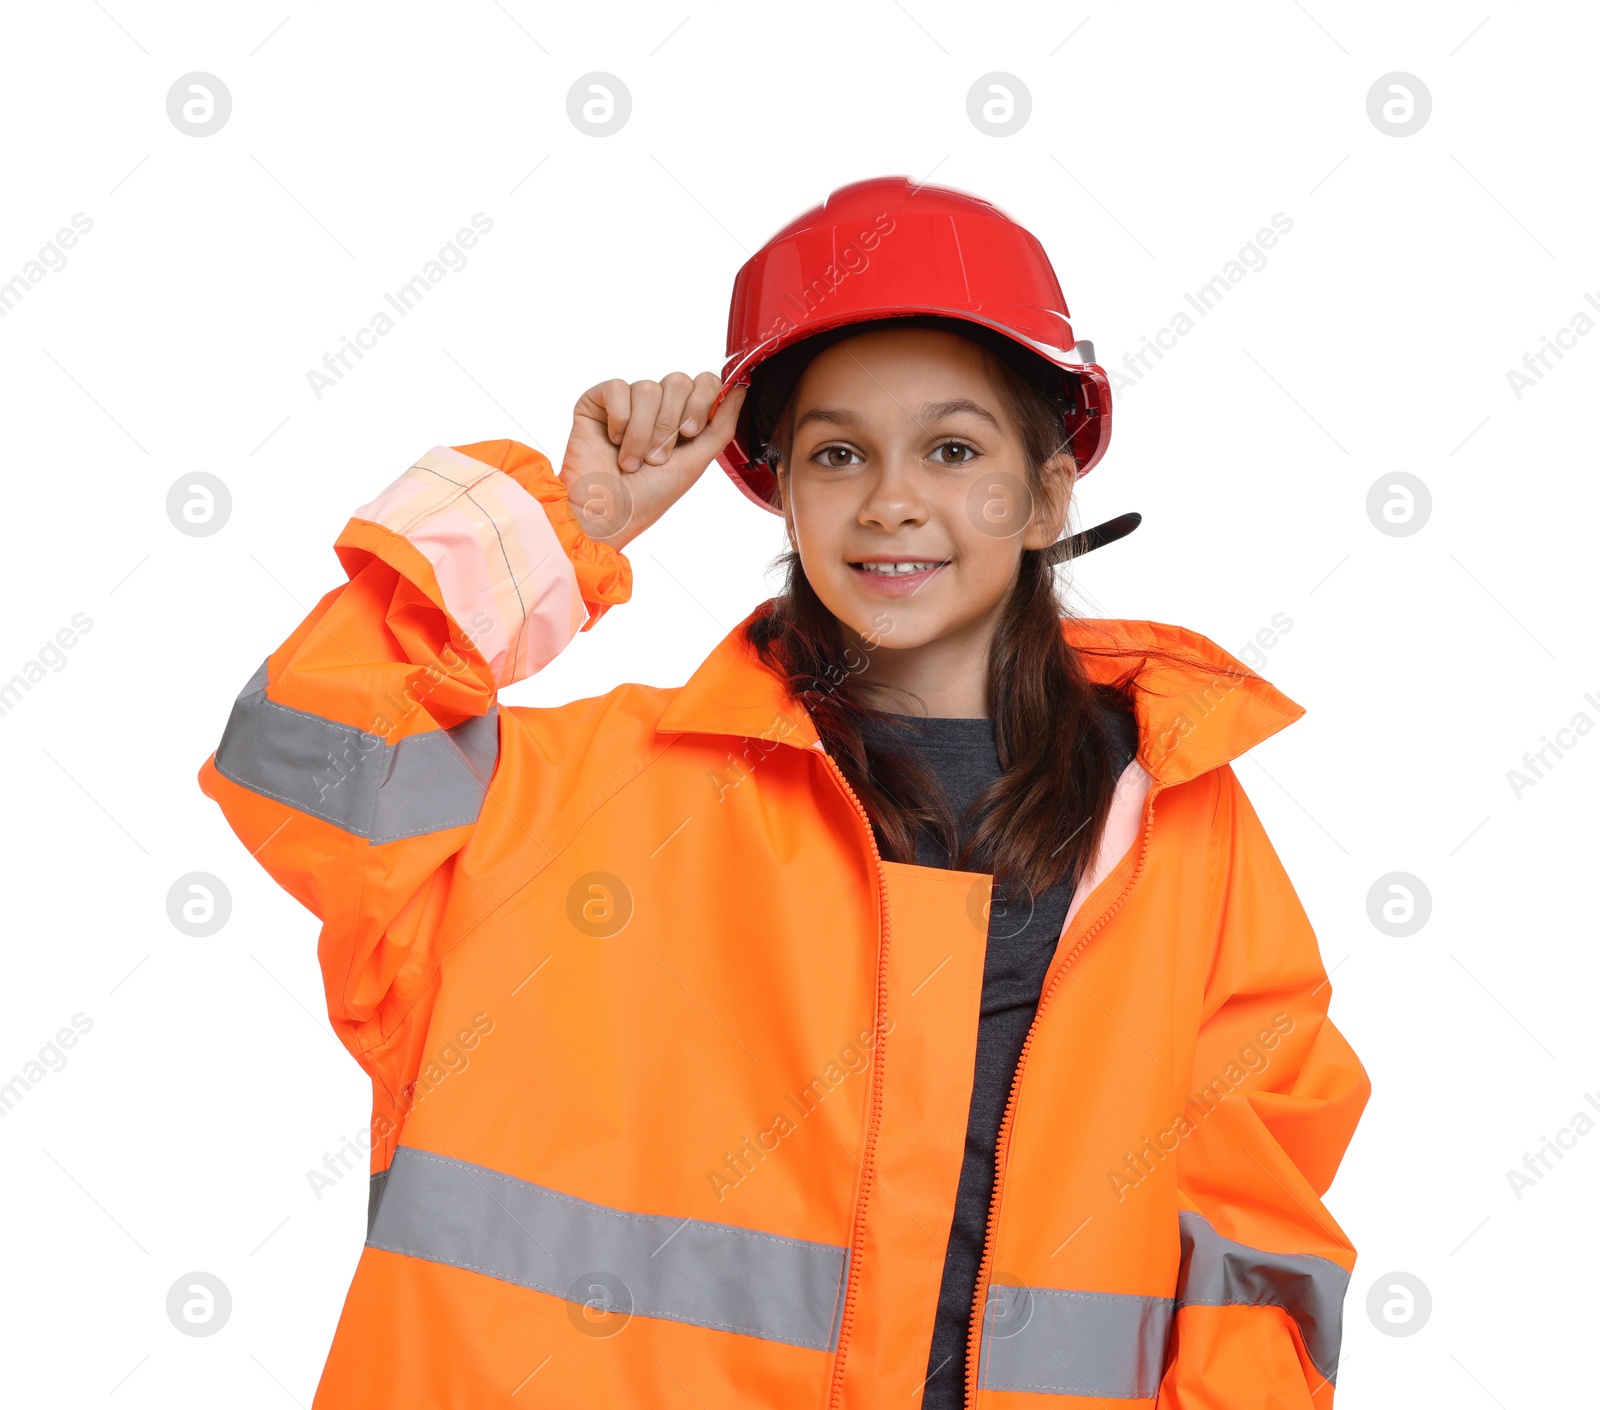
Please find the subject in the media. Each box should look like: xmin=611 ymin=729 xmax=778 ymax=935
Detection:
xmin=1157 ymin=764 xmax=1371 ymax=1409
xmin=197 ymin=440 xmax=630 ymax=1149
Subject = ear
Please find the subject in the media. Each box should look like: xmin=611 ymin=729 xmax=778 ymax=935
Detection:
xmin=775 ymin=462 xmax=799 ymax=553
xmin=1020 ymin=452 xmax=1076 ymax=551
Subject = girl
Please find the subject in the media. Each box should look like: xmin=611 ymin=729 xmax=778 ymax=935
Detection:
xmin=201 ymin=176 xmax=1368 ymax=1409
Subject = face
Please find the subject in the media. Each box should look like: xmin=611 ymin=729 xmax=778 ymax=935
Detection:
xmin=778 ymin=327 xmax=1069 ymax=654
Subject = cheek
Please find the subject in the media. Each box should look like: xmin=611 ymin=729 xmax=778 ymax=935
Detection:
xmin=962 ymin=463 xmax=1038 ymax=544
xmin=786 ymin=487 xmax=853 ymax=604
xmin=785 ymin=500 xmax=818 ymax=564
xmin=953 ymin=530 xmax=1022 ymax=602
xmin=942 ymin=482 xmax=1023 ymax=584
xmin=788 ymin=476 xmax=851 ymax=562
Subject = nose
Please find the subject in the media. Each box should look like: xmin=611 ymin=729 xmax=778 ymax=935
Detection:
xmin=857 ymin=451 xmax=929 ymax=533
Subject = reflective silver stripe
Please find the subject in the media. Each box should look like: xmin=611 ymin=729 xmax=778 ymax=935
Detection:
xmin=214 ymin=661 xmax=498 ymax=844
xmin=366 ymin=1146 xmax=849 ymax=1352
xmin=976 ymin=1284 xmax=1174 ymax=1398
xmin=1177 ymin=1210 xmax=1348 ymax=1384
xmin=975 ymin=1214 xmax=1348 ymax=1397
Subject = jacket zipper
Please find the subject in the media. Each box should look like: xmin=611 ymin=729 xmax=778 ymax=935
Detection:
xmin=962 ymin=779 xmax=1166 ymax=1408
xmin=816 ymin=747 xmax=892 ymax=1410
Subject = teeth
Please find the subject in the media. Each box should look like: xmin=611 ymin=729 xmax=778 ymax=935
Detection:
xmin=858 ymin=561 xmax=942 ymax=576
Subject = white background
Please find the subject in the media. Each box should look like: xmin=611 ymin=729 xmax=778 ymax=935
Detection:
xmin=1 ymin=2 xmax=1594 ymax=1405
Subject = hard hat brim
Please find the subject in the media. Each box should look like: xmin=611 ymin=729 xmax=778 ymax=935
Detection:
xmin=712 ymin=305 xmax=1112 ymax=516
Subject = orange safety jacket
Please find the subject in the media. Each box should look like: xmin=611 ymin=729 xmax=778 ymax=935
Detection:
xmin=198 ymin=439 xmax=1370 ymax=1409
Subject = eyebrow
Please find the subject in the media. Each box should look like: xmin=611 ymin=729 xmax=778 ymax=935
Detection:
xmin=793 ymin=398 xmax=1003 ymax=436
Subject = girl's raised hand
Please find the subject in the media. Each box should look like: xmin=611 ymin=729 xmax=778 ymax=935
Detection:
xmin=560 ymin=372 xmax=747 ymax=551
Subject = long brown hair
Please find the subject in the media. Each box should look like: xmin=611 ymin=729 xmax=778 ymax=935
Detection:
xmin=743 ymin=320 xmax=1149 ymax=903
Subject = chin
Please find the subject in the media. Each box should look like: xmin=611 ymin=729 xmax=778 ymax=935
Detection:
xmin=846 ymin=607 xmax=944 ymax=651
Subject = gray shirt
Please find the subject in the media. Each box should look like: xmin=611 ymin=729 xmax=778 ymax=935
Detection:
xmin=861 ymin=708 xmax=1138 ymax=1409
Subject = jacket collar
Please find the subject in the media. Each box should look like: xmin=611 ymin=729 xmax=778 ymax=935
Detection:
xmin=656 ymin=607 xmax=1304 ymax=787
xmin=1061 ymin=617 xmax=1304 ymax=786
xmin=657 ymin=606 xmax=823 ymax=751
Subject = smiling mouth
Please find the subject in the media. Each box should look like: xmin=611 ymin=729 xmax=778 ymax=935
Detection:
xmin=849 ymin=559 xmax=950 ymax=576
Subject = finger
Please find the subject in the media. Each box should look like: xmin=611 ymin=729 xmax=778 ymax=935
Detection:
xmin=618 ymin=381 xmax=663 ymax=471
xmin=674 ymin=381 xmax=747 ymax=472
xmin=645 ymin=372 xmax=696 ymax=464
xmin=575 ymin=379 xmax=632 ymax=446
xmin=676 ymin=372 xmax=723 ymax=438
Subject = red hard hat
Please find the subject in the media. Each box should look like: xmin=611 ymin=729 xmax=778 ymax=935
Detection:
xmin=713 ymin=175 xmax=1113 ymax=517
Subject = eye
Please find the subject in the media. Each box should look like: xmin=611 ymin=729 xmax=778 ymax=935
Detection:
xmin=931 ymin=440 xmax=979 ymax=466
xmin=811 ymin=444 xmax=864 ymax=469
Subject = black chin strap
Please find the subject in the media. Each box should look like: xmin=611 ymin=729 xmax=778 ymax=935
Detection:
xmin=1040 ymin=511 xmax=1142 ymax=567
